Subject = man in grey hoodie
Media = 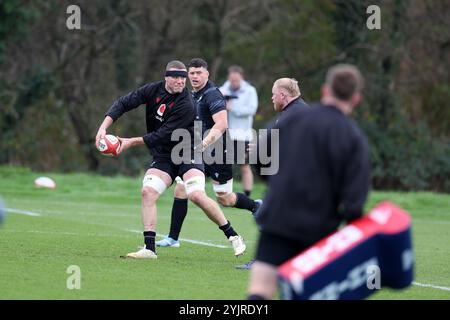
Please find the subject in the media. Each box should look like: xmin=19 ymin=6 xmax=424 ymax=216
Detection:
xmin=220 ymin=66 xmax=259 ymax=197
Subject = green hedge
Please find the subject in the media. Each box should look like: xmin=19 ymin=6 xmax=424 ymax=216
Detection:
xmin=361 ymin=119 xmax=450 ymax=192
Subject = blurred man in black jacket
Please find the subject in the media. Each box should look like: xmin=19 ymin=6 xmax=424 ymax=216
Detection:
xmin=247 ymin=64 xmax=371 ymax=300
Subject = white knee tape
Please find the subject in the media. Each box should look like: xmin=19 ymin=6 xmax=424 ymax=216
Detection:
xmin=184 ymin=176 xmax=205 ymax=195
xmin=213 ymin=179 xmax=233 ymax=196
xmin=175 ymin=176 xmax=184 ymax=185
xmin=142 ymin=174 xmax=167 ymax=194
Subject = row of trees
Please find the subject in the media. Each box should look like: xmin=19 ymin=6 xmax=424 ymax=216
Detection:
xmin=1 ymin=0 xmax=449 ymax=191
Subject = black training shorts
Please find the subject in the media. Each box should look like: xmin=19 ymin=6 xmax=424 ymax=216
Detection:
xmin=204 ymin=163 xmax=233 ymax=184
xmin=149 ymin=158 xmax=204 ymax=183
xmin=255 ymin=231 xmax=313 ymax=267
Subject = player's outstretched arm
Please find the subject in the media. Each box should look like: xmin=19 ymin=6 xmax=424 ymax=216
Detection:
xmin=116 ymin=137 xmax=144 ymax=155
xmin=201 ymin=110 xmax=228 ymax=150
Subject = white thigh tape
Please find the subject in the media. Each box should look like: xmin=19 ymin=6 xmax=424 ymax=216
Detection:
xmin=175 ymin=176 xmax=184 ymax=185
xmin=142 ymin=174 xmax=167 ymax=194
xmin=184 ymin=176 xmax=205 ymax=195
xmin=213 ymin=179 xmax=233 ymax=195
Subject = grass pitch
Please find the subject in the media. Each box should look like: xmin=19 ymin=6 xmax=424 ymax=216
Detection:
xmin=0 ymin=166 xmax=449 ymax=299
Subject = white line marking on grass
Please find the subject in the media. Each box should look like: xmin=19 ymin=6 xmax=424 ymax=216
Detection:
xmin=126 ymin=229 xmax=228 ymax=249
xmin=413 ymin=282 xmax=450 ymax=292
xmin=2 ymin=229 xmax=136 ymax=238
xmin=413 ymin=218 xmax=450 ymax=225
xmin=2 ymin=229 xmax=79 ymax=236
xmin=5 ymin=208 xmax=41 ymax=216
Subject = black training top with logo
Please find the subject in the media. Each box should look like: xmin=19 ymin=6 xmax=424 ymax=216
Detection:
xmin=192 ymin=80 xmax=227 ymax=135
xmin=106 ymin=81 xmax=195 ymax=160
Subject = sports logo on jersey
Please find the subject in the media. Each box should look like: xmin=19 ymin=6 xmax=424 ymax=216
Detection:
xmin=157 ymin=104 xmax=166 ymax=116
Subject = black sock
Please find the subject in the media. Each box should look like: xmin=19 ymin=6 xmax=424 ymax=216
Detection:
xmin=248 ymin=294 xmax=265 ymax=300
xmin=143 ymin=231 xmax=156 ymax=252
xmin=219 ymin=220 xmax=238 ymax=238
xmin=168 ymin=198 xmax=188 ymax=241
xmin=244 ymin=190 xmax=252 ymax=197
xmin=235 ymin=192 xmax=256 ymax=212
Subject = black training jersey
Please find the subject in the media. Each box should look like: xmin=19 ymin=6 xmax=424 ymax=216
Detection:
xmin=257 ymin=103 xmax=371 ymax=244
xmin=106 ymin=81 xmax=195 ymax=160
xmin=192 ymin=80 xmax=226 ymax=135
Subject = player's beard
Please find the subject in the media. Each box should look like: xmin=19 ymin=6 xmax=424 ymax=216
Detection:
xmin=172 ymin=85 xmax=184 ymax=93
xmin=274 ymin=102 xmax=283 ymax=113
xmin=168 ymin=83 xmax=185 ymax=93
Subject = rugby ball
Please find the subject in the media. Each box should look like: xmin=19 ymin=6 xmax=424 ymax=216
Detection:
xmin=98 ymin=134 xmax=121 ymax=157
xmin=35 ymin=177 xmax=56 ymax=189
